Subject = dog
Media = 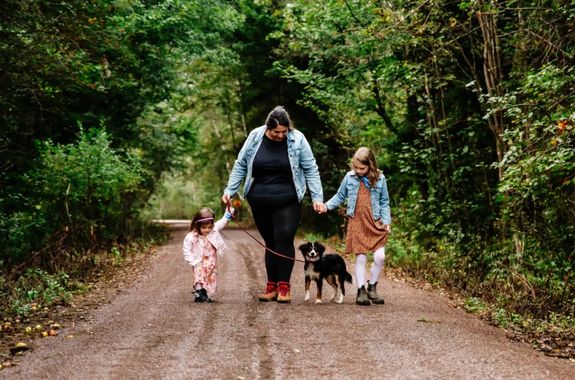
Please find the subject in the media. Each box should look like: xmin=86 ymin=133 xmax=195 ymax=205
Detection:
xmin=298 ymin=241 xmax=352 ymax=304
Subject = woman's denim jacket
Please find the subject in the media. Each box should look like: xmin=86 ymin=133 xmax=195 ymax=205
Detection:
xmin=223 ymin=126 xmax=323 ymax=203
xmin=325 ymin=171 xmax=391 ymax=224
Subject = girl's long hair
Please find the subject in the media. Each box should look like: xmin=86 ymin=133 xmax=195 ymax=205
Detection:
xmin=351 ymin=147 xmax=381 ymax=186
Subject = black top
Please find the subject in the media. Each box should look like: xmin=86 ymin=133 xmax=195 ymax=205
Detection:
xmin=249 ymin=134 xmax=296 ymax=198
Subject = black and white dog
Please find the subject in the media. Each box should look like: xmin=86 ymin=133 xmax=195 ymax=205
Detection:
xmin=298 ymin=241 xmax=352 ymax=304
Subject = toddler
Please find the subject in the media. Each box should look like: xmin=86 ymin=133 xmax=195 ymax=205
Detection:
xmin=183 ymin=207 xmax=233 ymax=302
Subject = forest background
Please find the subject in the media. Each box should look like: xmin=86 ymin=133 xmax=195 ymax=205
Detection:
xmin=1 ymin=0 xmax=574 ymax=348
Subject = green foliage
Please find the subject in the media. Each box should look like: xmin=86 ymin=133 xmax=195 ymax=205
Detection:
xmin=9 ymin=269 xmax=72 ymax=317
xmin=0 ymin=128 xmax=144 ymax=266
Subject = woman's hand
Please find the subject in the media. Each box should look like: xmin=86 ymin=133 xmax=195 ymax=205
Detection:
xmin=221 ymin=194 xmax=231 ymax=204
xmin=313 ymin=201 xmax=327 ymax=214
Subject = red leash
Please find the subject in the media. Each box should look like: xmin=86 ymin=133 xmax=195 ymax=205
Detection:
xmin=226 ymin=201 xmax=305 ymax=263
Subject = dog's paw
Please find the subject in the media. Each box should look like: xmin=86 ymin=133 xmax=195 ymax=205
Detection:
xmin=315 ymin=299 xmax=322 ymax=304
xmin=304 ymin=292 xmax=310 ymax=302
xmin=335 ymin=295 xmax=344 ymax=304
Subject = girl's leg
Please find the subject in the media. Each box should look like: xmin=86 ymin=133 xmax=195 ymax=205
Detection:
xmin=369 ymin=247 xmax=386 ymax=284
xmin=355 ymin=253 xmax=367 ymax=289
xmin=367 ymin=246 xmax=386 ymax=304
xmin=355 ymin=253 xmax=371 ymax=305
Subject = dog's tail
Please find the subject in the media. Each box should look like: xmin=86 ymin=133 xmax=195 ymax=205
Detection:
xmin=345 ymin=272 xmax=352 ymax=284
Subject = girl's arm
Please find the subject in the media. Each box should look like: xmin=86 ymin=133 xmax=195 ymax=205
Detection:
xmin=324 ymin=175 xmax=348 ymax=211
xmin=214 ymin=210 xmax=234 ymax=232
xmin=379 ymin=175 xmax=392 ymax=225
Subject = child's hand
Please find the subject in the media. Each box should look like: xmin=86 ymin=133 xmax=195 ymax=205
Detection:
xmin=225 ymin=207 xmax=235 ymax=220
xmin=313 ymin=201 xmax=327 ymax=214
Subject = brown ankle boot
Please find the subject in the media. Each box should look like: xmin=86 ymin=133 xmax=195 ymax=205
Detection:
xmin=276 ymin=281 xmax=291 ymax=303
xmin=257 ymin=281 xmax=278 ymax=302
xmin=367 ymin=281 xmax=385 ymax=304
xmin=356 ymin=286 xmax=371 ymax=306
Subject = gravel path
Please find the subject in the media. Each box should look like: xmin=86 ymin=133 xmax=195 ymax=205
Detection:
xmin=2 ymin=222 xmax=574 ymax=379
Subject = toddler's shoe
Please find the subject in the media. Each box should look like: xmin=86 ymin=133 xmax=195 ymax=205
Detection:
xmin=195 ymin=288 xmax=212 ymax=303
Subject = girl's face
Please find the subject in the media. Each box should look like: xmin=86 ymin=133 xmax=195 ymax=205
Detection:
xmin=353 ymin=161 xmax=369 ymax=177
xmin=199 ymin=222 xmax=214 ymax=236
xmin=265 ymin=125 xmax=289 ymax=142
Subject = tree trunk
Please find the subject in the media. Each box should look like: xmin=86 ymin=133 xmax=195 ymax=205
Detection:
xmin=477 ymin=4 xmax=506 ymax=180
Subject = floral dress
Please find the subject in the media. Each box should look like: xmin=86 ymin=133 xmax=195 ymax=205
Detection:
xmin=192 ymin=236 xmax=218 ymax=293
xmin=345 ymin=183 xmax=389 ymax=254
xmin=182 ymin=216 xmax=229 ymax=294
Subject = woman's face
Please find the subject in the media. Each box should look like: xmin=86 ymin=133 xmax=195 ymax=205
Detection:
xmin=265 ymin=125 xmax=289 ymax=142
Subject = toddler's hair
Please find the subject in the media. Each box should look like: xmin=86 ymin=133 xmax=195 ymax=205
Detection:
xmin=190 ymin=207 xmax=216 ymax=233
xmin=351 ymin=147 xmax=381 ymax=186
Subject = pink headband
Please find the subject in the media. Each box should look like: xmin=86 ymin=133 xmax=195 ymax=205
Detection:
xmin=195 ymin=217 xmax=214 ymax=224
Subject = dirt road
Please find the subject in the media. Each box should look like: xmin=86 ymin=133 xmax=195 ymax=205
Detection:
xmin=2 ymin=222 xmax=574 ymax=379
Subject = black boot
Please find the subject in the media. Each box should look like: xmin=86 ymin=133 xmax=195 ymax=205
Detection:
xmin=195 ymin=288 xmax=212 ymax=303
xmin=356 ymin=286 xmax=371 ymax=306
xmin=367 ymin=281 xmax=385 ymax=304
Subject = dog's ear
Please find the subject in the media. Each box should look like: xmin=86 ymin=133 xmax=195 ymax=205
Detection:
xmin=314 ymin=241 xmax=326 ymax=253
xmin=298 ymin=242 xmax=309 ymax=252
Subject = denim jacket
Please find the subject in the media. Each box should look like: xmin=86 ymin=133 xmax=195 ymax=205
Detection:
xmin=325 ymin=171 xmax=391 ymax=224
xmin=223 ymin=126 xmax=323 ymax=203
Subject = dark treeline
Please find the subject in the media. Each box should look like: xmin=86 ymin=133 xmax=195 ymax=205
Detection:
xmin=1 ymin=1 xmax=574 ymax=323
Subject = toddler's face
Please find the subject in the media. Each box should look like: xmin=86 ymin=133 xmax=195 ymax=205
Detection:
xmin=353 ymin=161 xmax=369 ymax=176
xmin=199 ymin=223 xmax=214 ymax=236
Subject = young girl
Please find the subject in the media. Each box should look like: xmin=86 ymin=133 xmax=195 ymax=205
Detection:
xmin=320 ymin=147 xmax=391 ymax=306
xmin=183 ymin=207 xmax=233 ymax=303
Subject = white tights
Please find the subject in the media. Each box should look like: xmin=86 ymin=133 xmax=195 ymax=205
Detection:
xmin=370 ymin=247 xmax=386 ymax=285
xmin=355 ymin=247 xmax=386 ymax=289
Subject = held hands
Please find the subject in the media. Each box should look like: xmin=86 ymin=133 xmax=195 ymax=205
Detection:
xmin=221 ymin=194 xmax=231 ymax=204
xmin=313 ymin=201 xmax=328 ymax=214
xmin=224 ymin=207 xmax=235 ymax=220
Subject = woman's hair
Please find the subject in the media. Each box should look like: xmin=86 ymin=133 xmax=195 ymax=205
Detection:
xmin=265 ymin=105 xmax=293 ymax=130
xmin=351 ymin=147 xmax=381 ymax=186
xmin=190 ymin=207 xmax=216 ymax=233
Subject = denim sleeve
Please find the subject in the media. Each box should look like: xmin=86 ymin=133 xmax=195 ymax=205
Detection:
xmin=299 ymin=134 xmax=323 ymax=202
xmin=224 ymin=134 xmax=252 ymax=197
xmin=325 ymin=176 xmax=348 ymax=211
xmin=379 ymin=176 xmax=391 ymax=224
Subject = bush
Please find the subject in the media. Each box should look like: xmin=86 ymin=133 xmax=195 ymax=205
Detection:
xmin=1 ymin=127 xmax=145 ymax=266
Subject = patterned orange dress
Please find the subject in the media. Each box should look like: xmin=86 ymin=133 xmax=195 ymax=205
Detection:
xmin=345 ymin=182 xmax=389 ymax=254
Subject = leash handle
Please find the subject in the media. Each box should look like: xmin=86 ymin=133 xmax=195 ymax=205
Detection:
xmin=226 ymin=201 xmax=305 ymax=263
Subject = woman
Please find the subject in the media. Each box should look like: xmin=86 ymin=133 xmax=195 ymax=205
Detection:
xmin=221 ymin=106 xmax=324 ymax=303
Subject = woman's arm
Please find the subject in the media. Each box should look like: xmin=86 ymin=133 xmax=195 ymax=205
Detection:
xmin=299 ymin=134 xmax=324 ymax=203
xmin=223 ymin=132 xmax=255 ymax=198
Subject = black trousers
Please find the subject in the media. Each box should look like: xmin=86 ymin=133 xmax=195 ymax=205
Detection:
xmin=247 ymin=195 xmax=301 ymax=283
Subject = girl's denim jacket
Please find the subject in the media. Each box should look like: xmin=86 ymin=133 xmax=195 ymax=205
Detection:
xmin=224 ymin=126 xmax=323 ymax=203
xmin=325 ymin=171 xmax=391 ymax=224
